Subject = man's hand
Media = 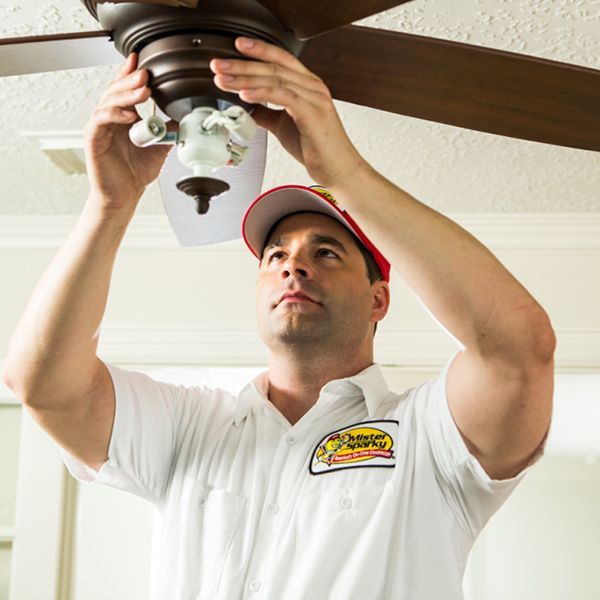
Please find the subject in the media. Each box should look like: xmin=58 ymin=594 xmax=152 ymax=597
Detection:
xmin=83 ymin=53 xmax=176 ymax=213
xmin=210 ymin=37 xmax=367 ymax=189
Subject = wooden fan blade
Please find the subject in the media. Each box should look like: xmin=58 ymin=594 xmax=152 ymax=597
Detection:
xmin=259 ymin=0 xmax=412 ymax=40
xmin=0 ymin=31 xmax=122 ymax=77
xmin=96 ymin=0 xmax=199 ymax=6
xmin=301 ymin=26 xmax=600 ymax=152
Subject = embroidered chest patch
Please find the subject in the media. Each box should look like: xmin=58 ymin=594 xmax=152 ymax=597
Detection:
xmin=309 ymin=419 xmax=398 ymax=475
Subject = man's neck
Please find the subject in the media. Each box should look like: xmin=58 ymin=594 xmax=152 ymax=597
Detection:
xmin=266 ymin=347 xmax=374 ymax=426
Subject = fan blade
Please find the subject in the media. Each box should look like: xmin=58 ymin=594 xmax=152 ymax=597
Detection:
xmin=260 ymin=0 xmax=412 ymax=40
xmin=301 ymin=26 xmax=600 ymax=152
xmin=96 ymin=0 xmax=199 ymax=6
xmin=159 ymin=128 xmax=267 ymax=246
xmin=0 ymin=31 xmax=122 ymax=77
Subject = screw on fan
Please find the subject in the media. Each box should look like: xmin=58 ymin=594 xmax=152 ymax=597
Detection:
xmin=129 ymin=103 xmax=257 ymax=214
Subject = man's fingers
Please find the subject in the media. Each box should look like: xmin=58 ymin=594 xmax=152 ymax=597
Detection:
xmin=215 ymin=71 xmax=323 ymax=100
xmin=234 ymin=37 xmax=312 ymax=76
xmin=89 ymin=106 xmax=139 ymax=129
xmin=115 ymin=52 xmax=138 ymax=78
xmin=98 ymin=86 xmax=152 ymax=112
xmin=101 ymin=54 xmax=147 ymax=106
xmin=101 ymin=70 xmax=148 ymax=104
xmin=236 ymin=85 xmax=314 ymax=122
xmin=210 ymin=57 xmax=326 ymax=96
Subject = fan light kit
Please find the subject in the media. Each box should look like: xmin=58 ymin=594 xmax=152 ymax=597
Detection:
xmin=1 ymin=0 xmax=599 ymax=247
xmin=129 ymin=104 xmax=257 ymax=214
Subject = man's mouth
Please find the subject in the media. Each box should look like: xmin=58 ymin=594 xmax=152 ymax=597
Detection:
xmin=278 ymin=291 xmax=319 ymax=305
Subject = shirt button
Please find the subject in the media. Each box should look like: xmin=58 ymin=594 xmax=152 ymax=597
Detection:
xmin=286 ymin=435 xmax=296 ymax=445
xmin=340 ymin=497 xmax=352 ymax=509
xmin=249 ymin=579 xmax=261 ymax=592
xmin=199 ymin=498 xmax=207 ymax=508
xmin=267 ymin=504 xmax=279 ymax=515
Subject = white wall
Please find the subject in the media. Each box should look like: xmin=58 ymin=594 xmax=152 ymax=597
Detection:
xmin=464 ymin=457 xmax=600 ymax=600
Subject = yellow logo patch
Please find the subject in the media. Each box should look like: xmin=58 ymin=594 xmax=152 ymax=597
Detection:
xmin=310 ymin=420 xmax=398 ymax=475
xmin=309 ymin=185 xmax=338 ymax=206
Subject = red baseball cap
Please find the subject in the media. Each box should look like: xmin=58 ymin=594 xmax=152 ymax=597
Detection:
xmin=242 ymin=184 xmax=391 ymax=282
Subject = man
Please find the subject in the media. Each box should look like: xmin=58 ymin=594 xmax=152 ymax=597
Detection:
xmin=2 ymin=36 xmax=555 ymax=599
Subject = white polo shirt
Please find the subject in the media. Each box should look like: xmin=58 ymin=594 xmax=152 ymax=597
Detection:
xmin=61 ymin=353 xmax=547 ymax=600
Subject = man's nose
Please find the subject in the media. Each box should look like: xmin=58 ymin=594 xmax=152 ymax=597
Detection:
xmin=280 ymin=254 xmax=313 ymax=279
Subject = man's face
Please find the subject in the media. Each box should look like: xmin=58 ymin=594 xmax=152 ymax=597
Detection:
xmin=255 ymin=211 xmax=386 ymax=350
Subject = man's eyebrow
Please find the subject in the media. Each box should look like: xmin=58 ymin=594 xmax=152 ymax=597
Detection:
xmin=310 ymin=234 xmax=348 ymax=254
xmin=263 ymin=234 xmax=349 ymax=257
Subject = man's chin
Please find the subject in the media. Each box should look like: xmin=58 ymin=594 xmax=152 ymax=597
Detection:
xmin=261 ymin=319 xmax=331 ymax=347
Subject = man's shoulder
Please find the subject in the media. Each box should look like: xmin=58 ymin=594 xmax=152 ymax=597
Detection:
xmin=378 ymin=369 xmax=446 ymax=420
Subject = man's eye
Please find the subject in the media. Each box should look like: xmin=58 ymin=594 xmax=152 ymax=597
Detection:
xmin=317 ymin=248 xmax=337 ymax=258
xmin=268 ymin=251 xmax=285 ymax=262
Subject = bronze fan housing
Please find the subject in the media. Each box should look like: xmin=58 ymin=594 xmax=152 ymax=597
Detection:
xmin=82 ymin=0 xmax=306 ymax=121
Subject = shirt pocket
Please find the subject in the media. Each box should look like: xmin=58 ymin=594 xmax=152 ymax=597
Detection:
xmin=178 ymin=476 xmax=246 ymax=600
xmin=290 ymin=481 xmax=394 ymax=598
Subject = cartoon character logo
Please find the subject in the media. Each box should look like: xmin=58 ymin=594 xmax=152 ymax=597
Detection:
xmin=314 ymin=432 xmax=352 ymax=466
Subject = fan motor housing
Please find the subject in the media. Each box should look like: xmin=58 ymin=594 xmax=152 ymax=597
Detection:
xmin=82 ymin=0 xmax=306 ymax=121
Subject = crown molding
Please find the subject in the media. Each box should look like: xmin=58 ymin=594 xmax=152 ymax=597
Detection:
xmin=0 ymin=213 xmax=599 ymax=253
xmin=4 ymin=327 xmax=595 ymax=373
xmin=88 ymin=325 xmax=600 ymax=372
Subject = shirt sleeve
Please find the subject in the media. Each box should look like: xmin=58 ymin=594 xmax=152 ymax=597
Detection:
xmin=60 ymin=361 xmax=214 ymax=506
xmin=422 ymin=351 xmax=550 ymax=537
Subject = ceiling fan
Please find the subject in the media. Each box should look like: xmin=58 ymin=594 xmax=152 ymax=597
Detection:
xmin=1 ymin=0 xmax=599 ymax=247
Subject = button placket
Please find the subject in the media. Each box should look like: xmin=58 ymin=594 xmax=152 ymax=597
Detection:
xmin=262 ymin=432 xmax=300 ymax=519
xmin=244 ymin=425 xmax=301 ymax=596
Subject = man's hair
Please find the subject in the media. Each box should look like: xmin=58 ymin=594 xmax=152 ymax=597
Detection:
xmin=352 ymin=237 xmax=383 ymax=285
xmin=351 ymin=237 xmax=383 ymax=336
xmin=262 ymin=211 xmax=384 ymax=335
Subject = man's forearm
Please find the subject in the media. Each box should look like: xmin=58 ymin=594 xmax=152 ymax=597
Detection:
xmin=2 ymin=192 xmax=135 ymax=405
xmin=330 ymin=163 xmax=553 ymax=360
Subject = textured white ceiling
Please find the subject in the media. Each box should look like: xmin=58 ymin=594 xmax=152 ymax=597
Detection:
xmin=0 ymin=0 xmax=599 ymax=215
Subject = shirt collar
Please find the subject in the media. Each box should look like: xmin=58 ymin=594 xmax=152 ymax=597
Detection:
xmin=233 ymin=363 xmax=390 ymax=426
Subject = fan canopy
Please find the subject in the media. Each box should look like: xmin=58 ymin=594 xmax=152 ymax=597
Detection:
xmin=82 ymin=0 xmax=305 ymax=121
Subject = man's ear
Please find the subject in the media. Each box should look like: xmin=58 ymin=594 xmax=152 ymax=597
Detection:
xmin=371 ymin=280 xmax=390 ymax=322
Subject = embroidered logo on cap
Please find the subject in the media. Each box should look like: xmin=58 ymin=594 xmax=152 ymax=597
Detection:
xmin=310 ymin=420 xmax=398 ymax=475
xmin=309 ymin=185 xmax=338 ymax=206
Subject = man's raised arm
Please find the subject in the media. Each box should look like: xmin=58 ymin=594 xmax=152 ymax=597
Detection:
xmin=1 ymin=53 xmax=174 ymax=471
xmin=329 ymin=166 xmax=555 ymax=480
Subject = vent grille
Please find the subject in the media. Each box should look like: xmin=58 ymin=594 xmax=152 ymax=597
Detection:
xmin=41 ymin=148 xmax=87 ymax=175
xmin=20 ymin=131 xmax=86 ymax=175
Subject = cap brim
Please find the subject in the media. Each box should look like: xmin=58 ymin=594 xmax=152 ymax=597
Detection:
xmin=242 ymin=185 xmax=352 ymax=259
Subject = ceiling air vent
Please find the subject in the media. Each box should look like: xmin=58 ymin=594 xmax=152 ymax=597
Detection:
xmin=20 ymin=131 xmax=86 ymax=175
